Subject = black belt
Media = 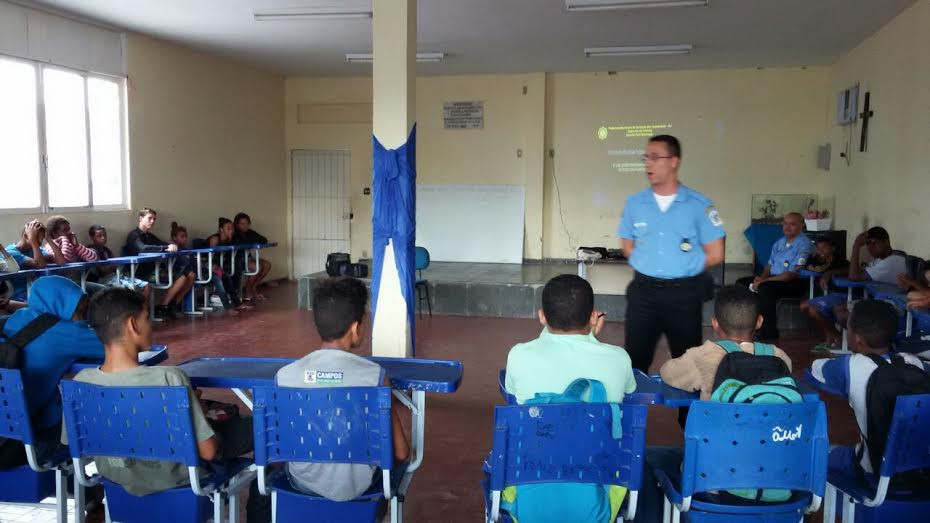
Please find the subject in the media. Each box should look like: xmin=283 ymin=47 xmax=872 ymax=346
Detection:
xmin=634 ymin=271 xmax=703 ymax=288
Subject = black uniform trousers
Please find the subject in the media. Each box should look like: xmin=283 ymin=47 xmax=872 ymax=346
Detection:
xmin=625 ymin=272 xmax=705 ymax=429
xmin=756 ymin=279 xmax=808 ymax=339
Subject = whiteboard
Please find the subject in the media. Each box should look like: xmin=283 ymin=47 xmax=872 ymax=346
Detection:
xmin=416 ymin=184 xmax=525 ymax=263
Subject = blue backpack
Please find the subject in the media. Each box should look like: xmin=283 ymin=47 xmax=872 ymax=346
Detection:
xmin=499 ymin=379 xmax=625 ymax=523
xmin=710 ymin=340 xmax=802 ymax=502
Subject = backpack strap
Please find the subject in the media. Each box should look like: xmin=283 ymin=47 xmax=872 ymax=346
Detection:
xmin=716 ymin=340 xmax=775 ymax=356
xmin=715 ymin=340 xmax=743 ymax=354
xmin=5 ymin=313 xmax=60 ymax=349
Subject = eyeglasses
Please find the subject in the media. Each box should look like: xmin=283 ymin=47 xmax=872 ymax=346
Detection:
xmin=641 ymin=155 xmax=673 ymax=163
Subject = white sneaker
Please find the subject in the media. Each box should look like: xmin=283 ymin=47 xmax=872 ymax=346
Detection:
xmin=209 ymin=295 xmax=224 ymax=308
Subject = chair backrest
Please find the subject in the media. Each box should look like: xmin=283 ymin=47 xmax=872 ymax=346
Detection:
xmin=680 ymin=401 xmax=828 ymax=498
xmin=0 ymin=369 xmax=35 ymax=446
xmin=879 ymin=394 xmax=930 ymax=477
xmin=414 ymin=247 xmax=430 ymax=272
xmin=488 ymin=402 xmax=647 ymax=492
xmin=59 ymin=381 xmax=199 ymax=466
xmin=252 ymin=386 xmax=393 ymax=470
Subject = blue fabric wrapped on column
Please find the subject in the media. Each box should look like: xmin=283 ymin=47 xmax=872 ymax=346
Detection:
xmin=371 ymin=125 xmax=417 ymax=356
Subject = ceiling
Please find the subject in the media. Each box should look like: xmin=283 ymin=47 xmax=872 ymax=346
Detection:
xmin=27 ymin=0 xmax=918 ymax=76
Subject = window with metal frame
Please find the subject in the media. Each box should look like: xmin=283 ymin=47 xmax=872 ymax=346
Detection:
xmin=0 ymin=54 xmax=128 ymax=212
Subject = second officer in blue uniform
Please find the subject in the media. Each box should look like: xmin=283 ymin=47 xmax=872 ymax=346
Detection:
xmin=618 ymin=135 xmax=726 ymax=374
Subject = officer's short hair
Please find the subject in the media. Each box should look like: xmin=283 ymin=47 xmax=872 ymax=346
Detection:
xmin=542 ymin=275 xmax=594 ymax=331
xmin=713 ymin=285 xmax=760 ymax=334
xmin=648 ymin=134 xmax=681 ymax=159
xmin=849 ymin=299 xmax=898 ymax=349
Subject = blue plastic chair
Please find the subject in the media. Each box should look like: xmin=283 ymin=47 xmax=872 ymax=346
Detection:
xmin=484 ymin=402 xmax=648 ymax=522
xmin=414 ymin=246 xmax=431 ymax=317
xmin=59 ymin=381 xmax=255 ymax=523
xmin=824 ymin=394 xmax=930 ymax=523
xmin=0 ymin=368 xmax=71 ymax=522
xmin=651 ymin=401 xmax=828 ymax=523
xmin=252 ymin=385 xmax=399 ymax=523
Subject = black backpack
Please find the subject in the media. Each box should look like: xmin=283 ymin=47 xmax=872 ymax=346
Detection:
xmin=861 ymin=354 xmax=930 ymax=488
xmin=0 ymin=314 xmax=60 ymax=369
xmin=325 ymin=253 xmax=351 ymax=277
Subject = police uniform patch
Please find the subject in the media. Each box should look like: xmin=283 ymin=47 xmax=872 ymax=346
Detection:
xmin=706 ymin=206 xmax=723 ymax=227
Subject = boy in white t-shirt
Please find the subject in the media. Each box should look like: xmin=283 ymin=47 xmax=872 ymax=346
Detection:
xmin=805 ymin=227 xmax=908 ymax=352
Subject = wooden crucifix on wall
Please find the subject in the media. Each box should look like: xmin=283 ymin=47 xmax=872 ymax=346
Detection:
xmin=859 ymin=91 xmax=874 ymax=152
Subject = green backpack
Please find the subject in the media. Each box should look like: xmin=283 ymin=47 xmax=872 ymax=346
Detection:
xmin=709 ymin=340 xmax=802 ymax=502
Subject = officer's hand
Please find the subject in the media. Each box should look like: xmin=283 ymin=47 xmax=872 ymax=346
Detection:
xmin=907 ymin=290 xmax=930 ymax=309
xmin=897 ymin=273 xmax=915 ymax=290
xmin=753 ymin=276 xmax=765 ymax=287
xmin=853 ymin=232 xmax=867 ymax=246
xmin=591 ymin=310 xmax=606 ymax=336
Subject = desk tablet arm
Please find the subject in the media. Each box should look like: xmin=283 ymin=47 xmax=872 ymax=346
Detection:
xmin=72 ymin=457 xmax=102 ymax=488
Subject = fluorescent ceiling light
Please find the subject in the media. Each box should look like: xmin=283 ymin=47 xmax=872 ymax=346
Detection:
xmin=253 ymin=8 xmax=372 ymax=21
xmin=566 ymin=0 xmax=708 ymax=11
xmin=345 ymin=53 xmax=446 ymax=64
xmin=584 ymin=44 xmax=693 ymax=57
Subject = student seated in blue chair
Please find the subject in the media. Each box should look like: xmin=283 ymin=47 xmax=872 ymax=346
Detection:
xmin=805 ymin=227 xmax=907 ymax=353
xmin=810 ymin=299 xmax=930 ymax=484
xmin=69 ymin=288 xmax=260 ymax=507
xmin=503 ymin=274 xmax=635 ymax=522
xmin=0 ymin=276 xmax=103 ymax=469
xmin=4 ymin=219 xmax=67 ymax=302
xmin=85 ymin=225 xmax=152 ymax=302
xmin=274 ymin=277 xmax=409 ymax=502
xmin=659 ymin=285 xmax=792 ymax=401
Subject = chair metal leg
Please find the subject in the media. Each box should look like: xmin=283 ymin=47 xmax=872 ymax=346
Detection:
xmin=74 ymin=470 xmax=86 ymax=523
xmin=425 ymin=283 xmax=432 ymax=317
xmin=213 ymin=491 xmax=224 ymax=523
xmin=842 ymin=493 xmax=856 ymax=523
xmin=824 ymin=484 xmax=836 ymax=523
xmin=55 ymin=468 xmax=67 ymax=523
xmin=390 ymin=496 xmax=399 ymax=523
xmin=104 ymin=501 xmax=111 ymax=523
xmin=672 ymin=506 xmax=680 ymax=523
xmin=228 ymin=492 xmax=239 ymax=523
xmin=663 ymin=497 xmax=670 ymax=523
xmin=271 ymin=490 xmax=277 ymax=523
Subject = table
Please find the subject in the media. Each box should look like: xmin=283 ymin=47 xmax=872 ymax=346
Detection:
xmin=67 ymin=345 xmax=169 ymax=374
xmin=498 ymin=368 xmax=818 ymax=407
xmin=177 ymin=355 xmax=462 ymax=495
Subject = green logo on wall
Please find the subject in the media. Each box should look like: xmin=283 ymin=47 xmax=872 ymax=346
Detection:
xmin=597 ymin=127 xmax=609 ymax=140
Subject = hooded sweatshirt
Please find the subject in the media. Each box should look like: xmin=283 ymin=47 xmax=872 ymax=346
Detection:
xmin=2 ymin=276 xmax=104 ymax=428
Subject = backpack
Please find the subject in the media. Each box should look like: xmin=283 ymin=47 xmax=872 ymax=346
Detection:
xmin=860 ymin=354 xmax=930 ymax=490
xmin=325 ymin=253 xmax=350 ymax=277
xmin=0 ymin=314 xmax=60 ymax=369
xmin=710 ymin=341 xmax=802 ymax=502
xmin=499 ymin=379 xmax=625 ymax=523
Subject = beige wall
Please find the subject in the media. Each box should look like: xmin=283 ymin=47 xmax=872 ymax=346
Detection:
xmin=1 ymin=33 xmax=287 ymax=278
xmin=287 ymin=68 xmax=831 ymax=264
xmin=827 ymin=0 xmax=930 ymax=259
xmin=286 ymin=74 xmax=547 ymax=261
xmin=543 ymin=68 xmax=832 ymax=261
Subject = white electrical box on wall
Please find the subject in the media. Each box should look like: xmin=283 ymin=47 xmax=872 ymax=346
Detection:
xmin=836 ymin=85 xmax=859 ymax=125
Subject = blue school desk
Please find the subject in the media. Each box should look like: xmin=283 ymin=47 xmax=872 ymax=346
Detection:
xmin=67 ymin=345 xmax=168 ymax=374
xmin=177 ymin=354 xmax=462 ymax=498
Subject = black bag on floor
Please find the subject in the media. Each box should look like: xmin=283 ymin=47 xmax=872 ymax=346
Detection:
xmin=325 ymin=253 xmax=350 ymax=277
xmin=347 ymin=263 xmax=368 ymax=278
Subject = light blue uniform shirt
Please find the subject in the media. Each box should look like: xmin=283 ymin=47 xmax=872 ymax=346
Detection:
xmin=767 ymin=234 xmax=814 ymax=276
xmin=617 ymin=185 xmax=726 ymax=279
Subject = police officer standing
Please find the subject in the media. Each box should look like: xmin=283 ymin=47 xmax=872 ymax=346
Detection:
xmin=618 ymin=135 xmax=726 ymax=374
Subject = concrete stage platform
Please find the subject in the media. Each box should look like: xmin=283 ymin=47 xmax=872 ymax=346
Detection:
xmin=294 ymin=260 xmax=829 ymax=329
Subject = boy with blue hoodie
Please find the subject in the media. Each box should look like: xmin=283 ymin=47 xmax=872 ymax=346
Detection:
xmin=0 ymin=276 xmax=104 ymax=468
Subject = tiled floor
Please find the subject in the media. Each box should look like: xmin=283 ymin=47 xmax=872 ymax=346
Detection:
xmin=0 ymin=280 xmax=855 ymax=522
xmin=0 ymin=499 xmax=74 ymax=523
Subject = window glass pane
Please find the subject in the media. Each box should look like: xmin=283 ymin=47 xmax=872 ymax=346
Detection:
xmin=0 ymin=58 xmax=40 ymax=209
xmin=44 ymin=67 xmax=89 ymax=208
xmin=88 ymin=78 xmax=123 ymax=206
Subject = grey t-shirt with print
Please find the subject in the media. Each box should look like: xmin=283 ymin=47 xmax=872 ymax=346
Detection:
xmin=275 ymin=349 xmax=384 ymax=502
xmin=62 ymin=366 xmax=215 ymax=496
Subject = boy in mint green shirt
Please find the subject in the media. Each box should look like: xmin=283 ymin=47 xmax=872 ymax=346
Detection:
xmin=505 ymin=274 xmax=636 ymax=404
xmin=502 ymin=274 xmax=636 ymax=523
